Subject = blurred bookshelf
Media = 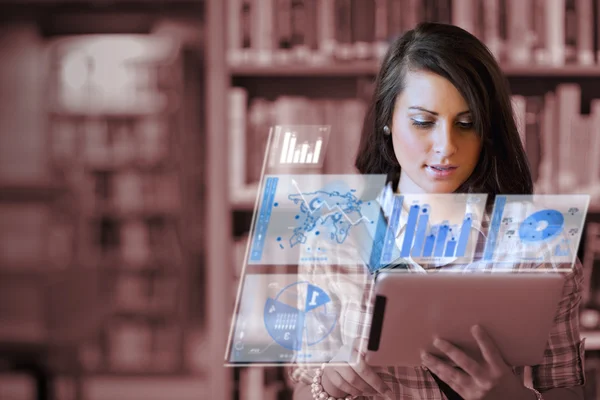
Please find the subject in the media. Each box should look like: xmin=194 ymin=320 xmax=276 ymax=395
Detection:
xmin=210 ymin=0 xmax=600 ymax=399
xmin=44 ymin=33 xmax=200 ymax=381
xmin=230 ymin=63 xmax=600 ymax=78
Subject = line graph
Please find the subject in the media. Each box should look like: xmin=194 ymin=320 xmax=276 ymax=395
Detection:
xmin=247 ymin=174 xmax=386 ymax=265
xmin=290 ymin=179 xmax=373 ymax=226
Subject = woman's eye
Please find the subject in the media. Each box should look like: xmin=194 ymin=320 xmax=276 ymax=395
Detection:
xmin=457 ymin=121 xmax=474 ymax=129
xmin=411 ymin=120 xmax=434 ymax=128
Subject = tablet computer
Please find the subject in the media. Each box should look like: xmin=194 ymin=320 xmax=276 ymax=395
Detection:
xmin=365 ymin=271 xmax=565 ymax=367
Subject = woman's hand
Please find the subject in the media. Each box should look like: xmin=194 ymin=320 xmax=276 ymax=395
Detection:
xmin=320 ymin=339 xmax=393 ymax=399
xmin=420 ymin=325 xmax=518 ymax=400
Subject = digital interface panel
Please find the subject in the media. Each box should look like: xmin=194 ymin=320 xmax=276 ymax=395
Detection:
xmin=483 ymin=194 xmax=589 ymax=269
xmin=247 ymin=174 xmax=388 ymax=268
xmin=266 ymin=125 xmax=331 ymax=171
xmin=226 ymin=273 xmax=369 ymax=366
xmin=379 ymin=193 xmax=488 ymax=266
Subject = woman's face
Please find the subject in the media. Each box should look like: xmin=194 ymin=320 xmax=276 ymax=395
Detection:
xmin=391 ymin=70 xmax=482 ymax=194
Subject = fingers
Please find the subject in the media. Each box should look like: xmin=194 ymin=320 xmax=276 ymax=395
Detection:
xmin=432 ymin=337 xmax=485 ymax=382
xmin=346 ymin=338 xmax=391 ymax=395
xmin=420 ymin=352 xmax=472 ymax=397
xmin=330 ymin=367 xmax=378 ymax=395
xmin=471 ymin=325 xmax=506 ymax=369
xmin=323 ymin=368 xmax=368 ymax=397
xmin=324 ymin=341 xmax=392 ymax=398
xmin=349 ymin=357 xmax=392 ymax=396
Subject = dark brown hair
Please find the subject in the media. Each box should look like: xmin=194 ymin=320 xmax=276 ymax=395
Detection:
xmin=355 ymin=22 xmax=533 ymax=197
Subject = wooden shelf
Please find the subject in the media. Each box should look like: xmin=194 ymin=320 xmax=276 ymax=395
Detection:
xmin=229 ymin=60 xmax=380 ymax=77
xmin=229 ymin=62 xmax=600 ymax=78
xmin=503 ymin=64 xmax=600 ymax=77
xmin=582 ymin=330 xmax=600 ymax=350
xmin=0 ymin=181 xmax=66 ymax=202
xmin=230 ymin=183 xmax=260 ymax=211
xmin=84 ymin=206 xmax=179 ymax=220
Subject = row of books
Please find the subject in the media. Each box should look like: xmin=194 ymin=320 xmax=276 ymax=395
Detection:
xmin=228 ymin=0 xmax=600 ymax=67
xmin=90 ymin=220 xmax=183 ymax=268
xmin=51 ymin=36 xmax=177 ymax=115
xmin=229 ymin=87 xmax=366 ymax=197
xmin=79 ymin=320 xmax=181 ymax=373
xmin=521 ymin=84 xmax=600 ymax=201
xmin=230 ymin=85 xmax=600 ymax=204
xmin=51 ymin=117 xmax=173 ymax=169
xmin=114 ymin=275 xmax=180 ymax=315
xmin=0 ymin=203 xmax=74 ymax=269
xmin=81 ymin=171 xmax=181 ymax=215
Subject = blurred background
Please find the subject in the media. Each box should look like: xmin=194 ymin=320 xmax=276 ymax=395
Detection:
xmin=4 ymin=0 xmax=600 ymax=399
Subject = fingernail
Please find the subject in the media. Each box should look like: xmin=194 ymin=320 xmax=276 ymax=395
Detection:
xmin=472 ymin=324 xmax=481 ymax=335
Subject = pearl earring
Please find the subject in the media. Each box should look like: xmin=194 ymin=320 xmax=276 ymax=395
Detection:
xmin=383 ymin=125 xmax=391 ymax=135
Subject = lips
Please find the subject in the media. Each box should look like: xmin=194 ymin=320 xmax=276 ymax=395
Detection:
xmin=425 ymin=164 xmax=458 ymax=178
xmin=427 ymin=164 xmax=458 ymax=171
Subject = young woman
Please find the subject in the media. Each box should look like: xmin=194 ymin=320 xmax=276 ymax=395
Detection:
xmin=289 ymin=23 xmax=585 ymax=400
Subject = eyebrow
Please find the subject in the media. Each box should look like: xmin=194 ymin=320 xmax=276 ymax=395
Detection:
xmin=408 ymin=106 xmax=471 ymax=117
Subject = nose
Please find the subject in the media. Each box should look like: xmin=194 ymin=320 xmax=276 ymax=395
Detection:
xmin=431 ymin=122 xmax=457 ymax=156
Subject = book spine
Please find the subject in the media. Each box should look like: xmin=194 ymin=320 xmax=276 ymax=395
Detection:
xmin=317 ymin=0 xmax=337 ymax=59
xmin=241 ymin=0 xmax=253 ymax=61
xmin=351 ymin=0 xmax=375 ymax=60
xmin=404 ymin=0 xmax=422 ymax=30
xmin=273 ymin=0 xmax=293 ymax=64
xmin=334 ymin=0 xmax=354 ymax=60
xmin=556 ymin=83 xmax=581 ymax=193
xmin=436 ymin=0 xmax=452 ymax=25
xmin=589 ymin=100 xmax=600 ymax=201
xmin=252 ymin=0 xmax=274 ymax=64
xmin=511 ymin=95 xmax=527 ymax=147
xmin=546 ymin=0 xmax=566 ymax=66
xmin=374 ymin=0 xmax=390 ymax=58
xmin=532 ymin=0 xmax=548 ymax=64
xmin=387 ymin=0 xmax=403 ymax=39
xmin=452 ymin=0 xmax=478 ymax=36
xmin=247 ymin=98 xmax=273 ymax=183
xmin=536 ymin=92 xmax=557 ymax=194
xmin=576 ymin=0 xmax=595 ymax=64
xmin=483 ymin=0 xmax=503 ymax=61
xmin=229 ymin=87 xmax=248 ymax=195
xmin=565 ymin=0 xmax=578 ymax=63
xmin=525 ymin=96 xmax=544 ymax=184
xmin=506 ymin=0 xmax=533 ymax=64
xmin=597 ymin=0 xmax=600 ymax=62
xmin=290 ymin=0 xmax=310 ymax=61
xmin=227 ymin=0 xmax=244 ymax=64
xmin=304 ymin=0 xmax=319 ymax=60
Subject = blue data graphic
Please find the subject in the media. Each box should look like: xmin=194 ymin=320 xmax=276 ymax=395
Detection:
xmin=380 ymin=194 xmax=487 ymax=265
xmin=264 ymin=281 xmax=336 ymax=351
xmin=483 ymin=194 xmax=589 ymax=267
xmin=227 ymin=274 xmax=349 ymax=365
xmin=266 ymin=125 xmax=331 ymax=170
xmin=247 ymin=174 xmax=387 ymax=266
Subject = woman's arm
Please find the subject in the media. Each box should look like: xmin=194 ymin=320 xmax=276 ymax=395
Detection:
xmin=529 ymin=258 xmax=586 ymax=394
xmin=538 ymin=386 xmax=584 ymax=400
xmin=481 ymin=372 xmax=584 ymax=399
xmin=292 ymin=382 xmax=313 ymax=400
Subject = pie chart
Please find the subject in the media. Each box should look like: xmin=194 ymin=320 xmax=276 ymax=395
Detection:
xmin=518 ymin=209 xmax=564 ymax=243
xmin=263 ymin=281 xmax=338 ymax=351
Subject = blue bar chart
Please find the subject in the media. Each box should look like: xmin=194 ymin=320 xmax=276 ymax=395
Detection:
xmin=267 ymin=125 xmax=331 ymax=170
xmin=395 ymin=194 xmax=487 ymax=264
xmin=399 ymin=206 xmax=474 ymax=260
